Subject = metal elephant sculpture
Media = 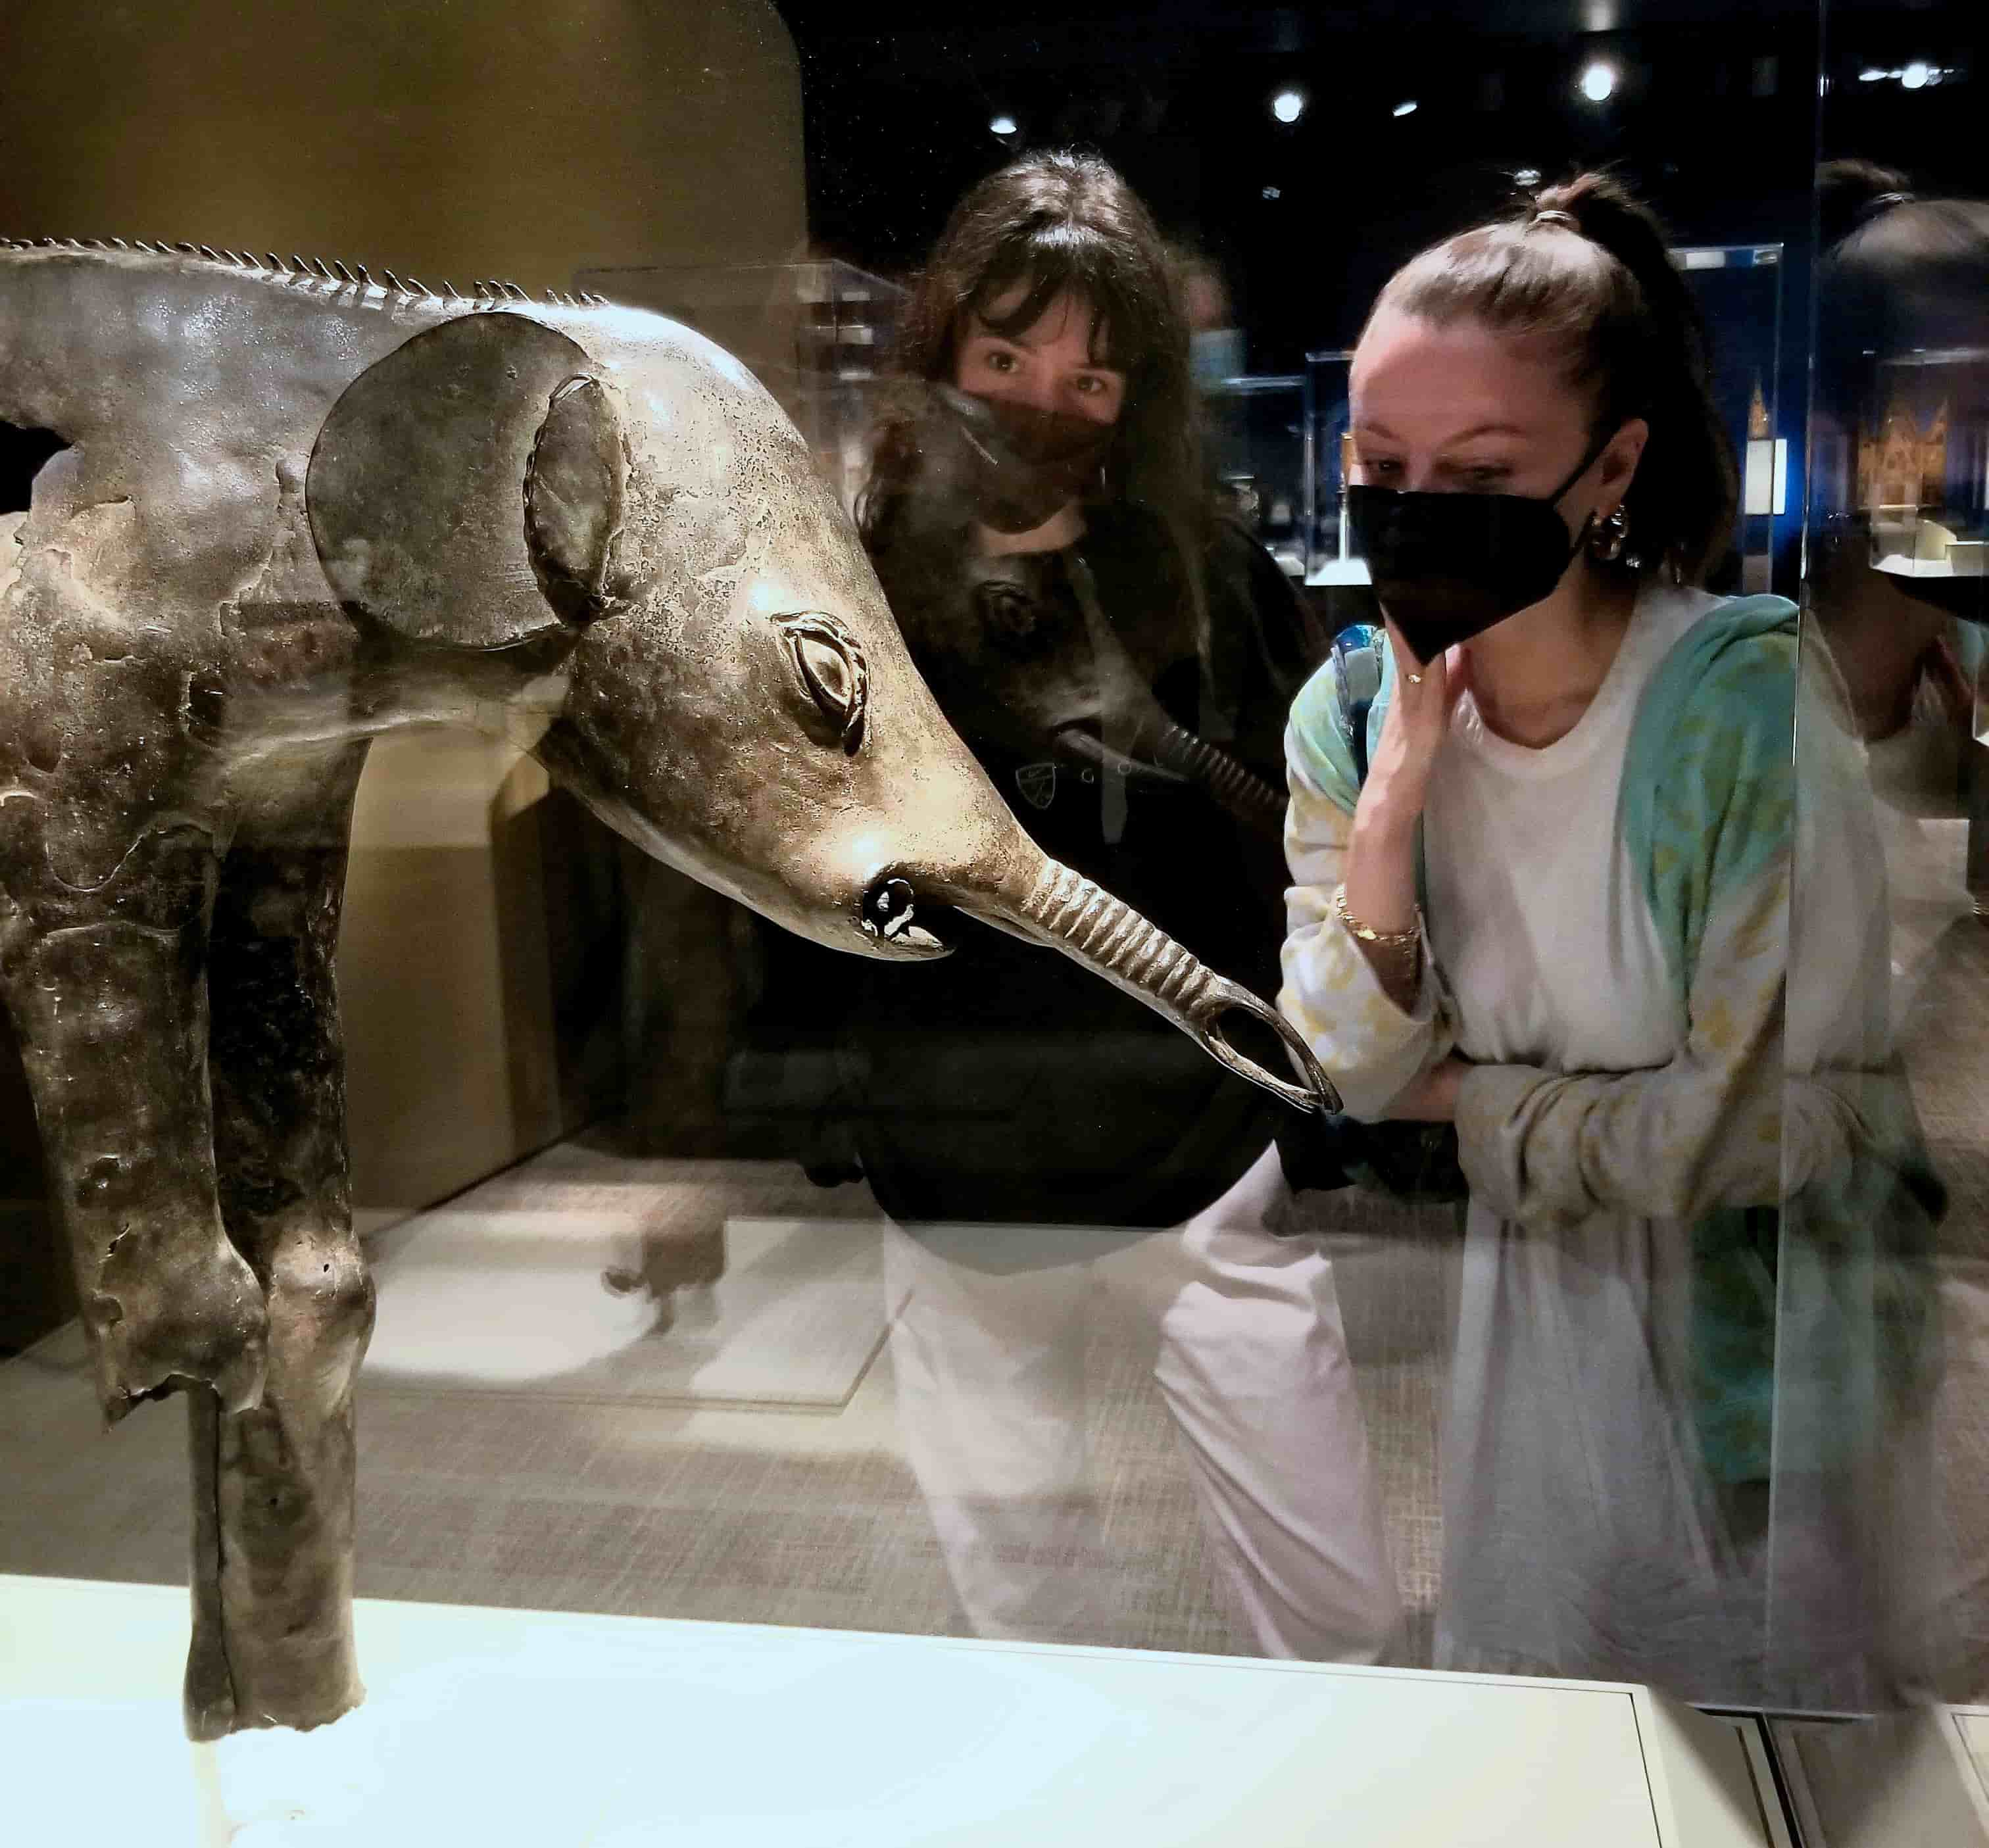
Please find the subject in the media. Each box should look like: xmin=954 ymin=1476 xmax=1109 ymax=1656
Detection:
xmin=0 ymin=240 xmax=1335 ymax=1739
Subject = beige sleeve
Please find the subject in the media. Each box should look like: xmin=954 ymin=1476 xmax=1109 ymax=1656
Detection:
xmin=1450 ymin=856 xmax=1793 ymax=1228
xmin=1278 ymin=741 xmax=1456 ymax=1123
xmin=1453 ymin=638 xmax=1900 ymax=1230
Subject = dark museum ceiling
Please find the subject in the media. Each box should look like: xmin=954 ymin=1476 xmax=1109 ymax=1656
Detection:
xmin=774 ymin=0 xmax=1982 ymax=363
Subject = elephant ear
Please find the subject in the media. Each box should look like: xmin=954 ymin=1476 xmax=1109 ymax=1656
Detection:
xmin=524 ymin=376 xmax=627 ymax=627
xmin=308 ymin=312 xmax=629 ymax=650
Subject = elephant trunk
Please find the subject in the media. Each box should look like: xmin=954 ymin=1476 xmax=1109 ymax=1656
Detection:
xmin=956 ymin=855 xmax=1340 ymax=1116
xmin=1146 ymin=719 xmax=1287 ymax=831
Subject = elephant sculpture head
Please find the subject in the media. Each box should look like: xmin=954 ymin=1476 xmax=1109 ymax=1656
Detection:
xmin=307 ymin=310 xmax=1331 ymax=1113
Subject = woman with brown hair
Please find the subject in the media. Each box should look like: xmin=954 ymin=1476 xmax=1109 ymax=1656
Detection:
xmin=1281 ymin=172 xmax=1938 ymax=1704
xmin=839 ymin=150 xmax=1400 ymax=1661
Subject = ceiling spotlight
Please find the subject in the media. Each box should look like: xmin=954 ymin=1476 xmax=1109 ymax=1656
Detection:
xmin=1272 ymin=88 xmax=1306 ymax=124
xmin=1858 ymin=66 xmax=1889 ymax=82
xmin=989 ymin=113 xmax=1018 ymax=137
xmin=1581 ymin=61 xmax=1618 ymax=102
xmin=1515 ymin=167 xmax=1542 ymax=186
xmin=1393 ymin=100 xmax=1418 ymax=117
xmin=1901 ymin=61 xmax=1931 ymax=90
xmin=1262 ymin=186 xmax=1283 ymax=201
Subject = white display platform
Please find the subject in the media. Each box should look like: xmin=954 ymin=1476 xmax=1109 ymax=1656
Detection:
xmin=0 ymin=1576 xmax=1782 ymax=1847
xmin=1771 ymin=1705 xmax=1989 ymax=1847
xmin=1960 ymin=1707 xmax=1989 ymax=1796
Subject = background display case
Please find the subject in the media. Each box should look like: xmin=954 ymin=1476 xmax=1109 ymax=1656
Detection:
xmin=1199 ymin=372 xmax=1309 ymax=578
xmin=1673 ymin=243 xmax=1792 ymax=596
xmin=1302 ymin=349 xmax=1356 ymax=588
xmin=1853 ymin=349 xmax=1989 ymax=618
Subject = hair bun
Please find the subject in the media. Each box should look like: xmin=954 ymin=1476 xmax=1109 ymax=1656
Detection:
xmin=1376 ymin=168 xmax=1737 ymax=585
xmin=1817 ymin=158 xmax=1915 ymax=249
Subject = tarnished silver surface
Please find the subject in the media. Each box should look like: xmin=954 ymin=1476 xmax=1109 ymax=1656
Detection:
xmin=0 ymin=242 xmax=1334 ymax=1739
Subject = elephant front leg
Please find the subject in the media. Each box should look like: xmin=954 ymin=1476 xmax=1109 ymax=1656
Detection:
xmin=186 ymin=749 xmax=372 ymax=1739
xmin=3 ymin=896 xmax=268 ymax=1421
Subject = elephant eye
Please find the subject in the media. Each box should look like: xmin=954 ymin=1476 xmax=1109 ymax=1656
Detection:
xmin=775 ymin=612 xmax=868 ymax=753
xmin=975 ymin=579 xmax=1046 ymax=651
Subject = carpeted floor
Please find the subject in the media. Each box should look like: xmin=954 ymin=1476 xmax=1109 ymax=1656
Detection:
xmin=0 ymin=1138 xmax=1458 ymax=1666
xmin=3 ymin=1121 xmax=1982 ymax=1691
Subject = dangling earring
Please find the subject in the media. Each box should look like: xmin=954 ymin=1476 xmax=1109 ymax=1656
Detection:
xmin=1590 ymin=504 xmax=1633 ymax=565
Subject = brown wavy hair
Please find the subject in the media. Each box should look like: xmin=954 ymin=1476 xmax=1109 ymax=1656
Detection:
xmin=1367 ymin=170 xmax=1738 ymax=586
xmin=858 ymin=150 xmax=1204 ymax=548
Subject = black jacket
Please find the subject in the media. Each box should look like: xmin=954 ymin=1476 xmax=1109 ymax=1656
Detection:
xmin=841 ymin=503 xmax=1325 ymax=1242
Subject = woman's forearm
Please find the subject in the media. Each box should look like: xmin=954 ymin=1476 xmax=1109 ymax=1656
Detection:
xmin=1344 ymin=789 xmax=1421 ymax=932
xmin=1337 ymin=628 xmax=1457 ymax=1007
xmin=1341 ymin=790 xmax=1425 ymax=1008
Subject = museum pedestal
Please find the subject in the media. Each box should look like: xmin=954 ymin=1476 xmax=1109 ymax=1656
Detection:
xmin=6 ymin=1573 xmax=1944 ymax=1847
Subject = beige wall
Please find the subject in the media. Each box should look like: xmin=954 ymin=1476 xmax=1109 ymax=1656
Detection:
xmin=0 ymin=0 xmax=808 ymax=1252
xmin=338 ymin=738 xmax=568 ymax=1228
xmin=0 ymin=0 xmax=804 ymax=286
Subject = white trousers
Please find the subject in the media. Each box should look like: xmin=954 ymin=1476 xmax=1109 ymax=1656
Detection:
xmin=882 ymin=1143 xmax=1401 ymax=1661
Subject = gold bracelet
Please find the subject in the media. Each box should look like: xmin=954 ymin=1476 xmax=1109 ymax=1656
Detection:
xmin=1333 ymin=883 xmax=1422 ymax=951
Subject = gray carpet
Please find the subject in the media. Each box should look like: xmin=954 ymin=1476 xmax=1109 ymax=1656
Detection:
xmin=0 ymin=1144 xmax=1275 ymax=1659
xmin=3 ymin=1111 xmax=1981 ymax=1695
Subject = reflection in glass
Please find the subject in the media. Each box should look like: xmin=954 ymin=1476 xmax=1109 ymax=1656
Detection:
xmin=841 ymin=149 xmax=1400 ymax=1661
xmin=1805 ymin=153 xmax=1989 ymax=1711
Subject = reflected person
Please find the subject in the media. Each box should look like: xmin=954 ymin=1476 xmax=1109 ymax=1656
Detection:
xmin=1811 ymin=160 xmax=1989 ymax=1019
xmin=1805 ymin=157 xmax=1989 ymax=1699
xmin=844 ymin=150 xmax=1399 ymax=1659
xmin=1281 ymin=172 xmax=1938 ymax=1705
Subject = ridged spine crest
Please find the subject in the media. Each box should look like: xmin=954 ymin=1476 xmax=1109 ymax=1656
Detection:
xmin=0 ymin=237 xmax=599 ymax=314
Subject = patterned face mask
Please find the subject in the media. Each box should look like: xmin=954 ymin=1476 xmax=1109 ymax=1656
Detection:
xmin=1346 ymin=427 xmax=1617 ymax=665
xmin=921 ymin=385 xmax=1116 ymax=535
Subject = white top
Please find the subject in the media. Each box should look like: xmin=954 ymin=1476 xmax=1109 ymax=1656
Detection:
xmin=1422 ymin=586 xmax=1716 ymax=1076
xmin=1280 ymin=581 xmax=1921 ymax=1707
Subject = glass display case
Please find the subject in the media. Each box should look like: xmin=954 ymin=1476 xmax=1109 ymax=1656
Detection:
xmin=2 ymin=0 xmax=1987 ymax=1839
xmin=1672 ymin=243 xmax=1791 ymax=596
xmin=1302 ymin=349 xmax=1356 ymax=587
xmin=573 ymin=256 xmax=905 ymax=517
xmin=1857 ymin=350 xmax=1989 ymax=620
xmin=1198 ymin=372 xmax=1308 ymax=577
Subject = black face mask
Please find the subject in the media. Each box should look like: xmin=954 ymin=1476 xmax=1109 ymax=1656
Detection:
xmin=921 ymin=385 xmax=1116 ymax=535
xmin=1346 ymin=430 xmax=1616 ymax=666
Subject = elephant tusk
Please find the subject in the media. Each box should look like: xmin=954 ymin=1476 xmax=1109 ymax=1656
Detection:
xmin=971 ymin=857 xmax=1342 ymax=1115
